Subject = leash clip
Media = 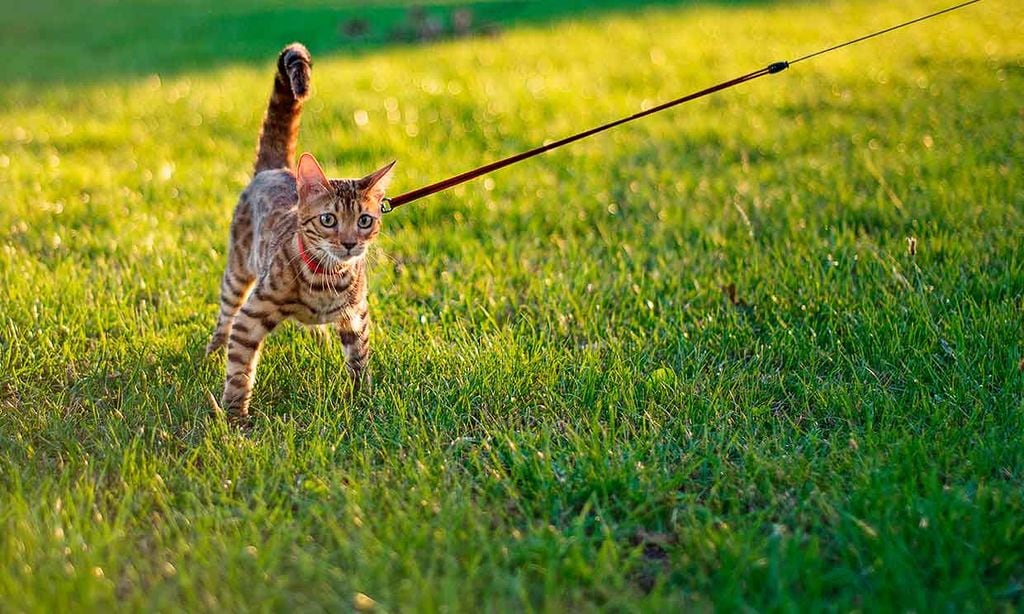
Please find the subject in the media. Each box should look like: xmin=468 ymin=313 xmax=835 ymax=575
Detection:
xmin=381 ymin=197 xmax=393 ymax=214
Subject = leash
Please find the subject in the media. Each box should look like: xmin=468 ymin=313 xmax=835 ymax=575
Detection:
xmin=381 ymin=0 xmax=983 ymax=213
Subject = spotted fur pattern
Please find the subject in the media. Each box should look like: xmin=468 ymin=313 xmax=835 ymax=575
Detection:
xmin=208 ymin=43 xmax=395 ymax=419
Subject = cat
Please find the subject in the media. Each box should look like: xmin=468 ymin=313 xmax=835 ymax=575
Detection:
xmin=206 ymin=42 xmax=395 ymax=419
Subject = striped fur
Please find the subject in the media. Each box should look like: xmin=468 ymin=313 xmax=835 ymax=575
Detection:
xmin=254 ymin=43 xmax=311 ymax=174
xmin=208 ymin=43 xmax=395 ymax=419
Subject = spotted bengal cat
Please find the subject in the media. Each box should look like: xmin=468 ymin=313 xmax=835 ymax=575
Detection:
xmin=206 ymin=43 xmax=395 ymax=419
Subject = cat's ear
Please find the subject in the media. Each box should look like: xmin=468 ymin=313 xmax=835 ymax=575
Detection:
xmin=357 ymin=160 xmax=396 ymax=201
xmin=296 ymin=153 xmax=330 ymax=198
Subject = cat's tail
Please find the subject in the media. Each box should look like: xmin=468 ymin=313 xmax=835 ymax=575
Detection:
xmin=254 ymin=43 xmax=312 ymax=175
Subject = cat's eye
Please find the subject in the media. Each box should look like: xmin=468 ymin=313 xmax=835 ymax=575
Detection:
xmin=319 ymin=213 xmax=337 ymax=228
xmin=357 ymin=214 xmax=375 ymax=229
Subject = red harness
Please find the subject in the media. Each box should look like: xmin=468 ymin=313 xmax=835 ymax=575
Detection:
xmin=296 ymin=235 xmax=329 ymax=275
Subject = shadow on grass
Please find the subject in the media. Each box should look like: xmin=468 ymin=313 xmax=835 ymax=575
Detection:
xmin=0 ymin=0 xmax=774 ymax=87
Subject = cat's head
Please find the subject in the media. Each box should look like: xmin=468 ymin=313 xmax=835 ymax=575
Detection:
xmin=294 ymin=153 xmax=395 ymax=268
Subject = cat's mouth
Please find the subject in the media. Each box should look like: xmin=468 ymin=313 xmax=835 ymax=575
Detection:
xmin=323 ymin=246 xmax=364 ymax=266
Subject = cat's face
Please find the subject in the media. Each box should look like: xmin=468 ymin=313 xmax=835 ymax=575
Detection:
xmin=295 ymin=153 xmax=394 ymax=268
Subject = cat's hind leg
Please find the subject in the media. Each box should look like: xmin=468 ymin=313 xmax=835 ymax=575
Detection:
xmin=207 ymin=203 xmax=255 ymax=355
xmin=206 ymin=267 xmax=254 ymax=355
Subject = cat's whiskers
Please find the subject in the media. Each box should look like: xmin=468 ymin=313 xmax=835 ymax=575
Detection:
xmin=315 ymin=247 xmax=347 ymax=279
xmin=282 ymin=248 xmax=311 ymax=286
xmin=313 ymin=251 xmax=343 ymax=299
xmin=281 ymin=246 xmax=319 ymax=296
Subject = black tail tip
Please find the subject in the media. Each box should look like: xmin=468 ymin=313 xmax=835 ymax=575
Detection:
xmin=278 ymin=43 xmax=312 ymax=99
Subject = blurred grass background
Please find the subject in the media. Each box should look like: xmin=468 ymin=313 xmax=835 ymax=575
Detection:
xmin=0 ymin=0 xmax=761 ymax=84
xmin=0 ymin=0 xmax=1022 ymax=610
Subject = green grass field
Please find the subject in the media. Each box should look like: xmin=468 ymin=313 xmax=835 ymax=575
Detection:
xmin=1 ymin=0 xmax=1022 ymax=610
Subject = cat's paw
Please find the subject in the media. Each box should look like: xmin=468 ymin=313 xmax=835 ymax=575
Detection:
xmin=226 ymin=411 xmax=253 ymax=430
xmin=210 ymin=394 xmax=252 ymax=430
xmin=308 ymin=325 xmax=331 ymax=344
xmin=347 ymin=370 xmax=373 ymax=398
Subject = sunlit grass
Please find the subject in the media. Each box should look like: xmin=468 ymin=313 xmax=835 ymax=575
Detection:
xmin=1 ymin=0 xmax=1022 ymax=609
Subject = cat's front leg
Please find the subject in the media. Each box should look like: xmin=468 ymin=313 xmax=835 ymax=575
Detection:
xmin=220 ymin=293 xmax=285 ymax=418
xmin=335 ymin=306 xmax=371 ymax=394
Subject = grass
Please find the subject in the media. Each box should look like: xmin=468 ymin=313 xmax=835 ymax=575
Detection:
xmin=1 ymin=0 xmax=1022 ymax=610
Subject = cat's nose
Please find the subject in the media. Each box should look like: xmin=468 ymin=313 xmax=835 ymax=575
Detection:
xmin=342 ymin=242 xmax=357 ymax=250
